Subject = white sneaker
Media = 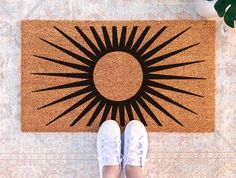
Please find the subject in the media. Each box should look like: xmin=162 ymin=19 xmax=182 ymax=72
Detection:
xmin=123 ymin=120 xmax=148 ymax=170
xmin=97 ymin=120 xmax=122 ymax=178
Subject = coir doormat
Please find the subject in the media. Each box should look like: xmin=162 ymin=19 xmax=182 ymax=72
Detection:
xmin=21 ymin=20 xmax=215 ymax=132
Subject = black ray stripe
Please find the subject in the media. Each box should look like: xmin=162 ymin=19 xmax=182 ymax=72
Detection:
xmin=148 ymin=74 xmax=206 ymax=80
xmin=145 ymin=43 xmax=200 ymax=66
xmin=141 ymin=92 xmax=183 ymax=126
xmin=75 ymin=26 xmax=101 ymax=56
xmin=87 ymin=100 xmax=106 ymax=126
xmin=119 ymin=26 xmax=127 ymax=48
xmin=131 ymin=101 xmax=147 ymax=126
xmin=90 ymin=26 xmax=106 ymax=52
xmin=38 ymin=86 xmax=92 ymax=110
xmin=147 ymin=80 xmax=203 ymax=97
xmin=46 ymin=91 xmax=96 ymax=126
xmin=99 ymin=103 xmax=112 ymax=126
xmin=33 ymin=80 xmax=90 ymax=92
xmin=119 ymin=104 xmax=125 ymax=126
xmin=102 ymin=26 xmax=112 ymax=49
xmin=125 ymin=103 xmax=134 ymax=121
xmin=145 ymin=87 xmax=197 ymax=114
xmin=112 ymin=26 xmax=118 ymax=49
xmin=31 ymin=72 xmax=89 ymax=79
xmin=147 ymin=60 xmax=205 ymax=73
xmin=126 ymin=26 xmax=138 ymax=49
xmin=136 ymin=96 xmax=162 ymax=126
xmin=137 ymin=26 xmax=167 ymax=56
xmin=70 ymin=96 xmax=101 ymax=126
xmin=131 ymin=26 xmax=151 ymax=52
xmin=54 ymin=26 xmax=97 ymax=61
xmin=141 ymin=27 xmax=191 ymax=61
xmin=39 ymin=38 xmax=92 ymax=66
xmin=111 ymin=104 xmax=118 ymax=120
xmin=33 ymin=55 xmax=90 ymax=72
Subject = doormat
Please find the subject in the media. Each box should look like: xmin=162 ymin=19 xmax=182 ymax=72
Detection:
xmin=21 ymin=20 xmax=215 ymax=132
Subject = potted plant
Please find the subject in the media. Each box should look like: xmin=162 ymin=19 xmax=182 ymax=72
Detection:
xmin=214 ymin=0 xmax=236 ymax=28
xmin=195 ymin=0 xmax=236 ymax=28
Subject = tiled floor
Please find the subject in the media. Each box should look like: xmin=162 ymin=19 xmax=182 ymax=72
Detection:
xmin=0 ymin=0 xmax=235 ymax=177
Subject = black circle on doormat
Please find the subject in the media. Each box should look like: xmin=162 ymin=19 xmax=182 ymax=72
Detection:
xmin=32 ymin=25 xmax=205 ymax=127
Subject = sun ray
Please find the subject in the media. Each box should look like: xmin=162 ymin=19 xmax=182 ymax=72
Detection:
xmin=39 ymin=37 xmax=93 ymax=66
xmin=33 ymin=80 xmax=90 ymax=92
xmin=126 ymin=26 xmax=138 ymax=49
xmin=145 ymin=43 xmax=200 ymax=66
xmin=31 ymin=72 xmax=89 ymax=79
xmin=137 ymin=26 xmax=167 ymax=56
xmin=119 ymin=26 xmax=127 ymax=49
xmin=33 ymin=55 xmax=90 ymax=72
xmin=131 ymin=100 xmax=147 ymax=126
xmin=147 ymin=60 xmax=205 ymax=73
xmin=119 ymin=104 xmax=125 ymax=126
xmin=144 ymin=43 xmax=200 ymax=66
xmin=87 ymin=100 xmax=106 ymax=126
xmin=75 ymin=26 xmax=101 ymax=56
xmin=90 ymin=26 xmax=106 ymax=52
xmin=99 ymin=103 xmax=112 ymax=126
xmin=148 ymin=74 xmax=206 ymax=80
xmin=125 ymin=103 xmax=134 ymax=121
xmin=136 ymin=96 xmax=162 ymax=126
xmin=131 ymin=26 xmax=151 ymax=52
xmin=46 ymin=91 xmax=96 ymax=126
xmin=111 ymin=104 xmax=118 ymax=120
xmin=145 ymin=86 xmax=197 ymax=114
xmin=102 ymin=26 xmax=112 ymax=49
xmin=141 ymin=27 xmax=191 ymax=61
xmin=112 ymin=26 xmax=118 ymax=49
xmin=38 ymin=86 xmax=93 ymax=110
xmin=70 ymin=96 xmax=101 ymax=126
xmin=54 ymin=26 xmax=97 ymax=61
xmin=147 ymin=80 xmax=203 ymax=97
xmin=141 ymin=92 xmax=183 ymax=126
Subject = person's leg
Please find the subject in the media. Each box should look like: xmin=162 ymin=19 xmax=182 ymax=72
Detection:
xmin=97 ymin=120 xmax=122 ymax=178
xmin=103 ymin=165 xmax=120 ymax=178
xmin=123 ymin=120 xmax=148 ymax=178
xmin=125 ymin=165 xmax=143 ymax=178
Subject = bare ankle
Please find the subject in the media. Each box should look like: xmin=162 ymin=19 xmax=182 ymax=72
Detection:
xmin=103 ymin=165 xmax=120 ymax=178
xmin=125 ymin=165 xmax=144 ymax=178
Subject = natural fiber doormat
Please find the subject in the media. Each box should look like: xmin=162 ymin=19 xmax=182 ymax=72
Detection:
xmin=21 ymin=20 xmax=215 ymax=132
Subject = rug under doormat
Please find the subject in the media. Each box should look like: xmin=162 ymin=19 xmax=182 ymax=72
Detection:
xmin=21 ymin=20 xmax=215 ymax=132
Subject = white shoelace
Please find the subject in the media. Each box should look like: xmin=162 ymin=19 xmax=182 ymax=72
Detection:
xmin=124 ymin=137 xmax=146 ymax=167
xmin=97 ymin=138 xmax=122 ymax=163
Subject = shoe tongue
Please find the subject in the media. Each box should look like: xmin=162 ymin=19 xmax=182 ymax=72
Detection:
xmin=103 ymin=156 xmax=120 ymax=166
xmin=126 ymin=157 xmax=142 ymax=166
xmin=126 ymin=139 xmax=143 ymax=166
xmin=103 ymin=153 xmax=120 ymax=166
xmin=102 ymin=139 xmax=120 ymax=165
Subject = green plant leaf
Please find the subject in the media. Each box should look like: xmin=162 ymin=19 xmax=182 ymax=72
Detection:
xmin=215 ymin=0 xmax=235 ymax=28
xmin=214 ymin=0 xmax=232 ymax=17
xmin=224 ymin=13 xmax=234 ymax=28
xmin=226 ymin=2 xmax=236 ymax=20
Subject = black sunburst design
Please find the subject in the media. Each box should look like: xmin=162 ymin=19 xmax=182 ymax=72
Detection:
xmin=32 ymin=25 xmax=205 ymax=127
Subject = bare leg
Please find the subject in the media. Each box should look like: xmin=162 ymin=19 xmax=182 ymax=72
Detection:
xmin=125 ymin=165 xmax=144 ymax=178
xmin=103 ymin=165 xmax=120 ymax=178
